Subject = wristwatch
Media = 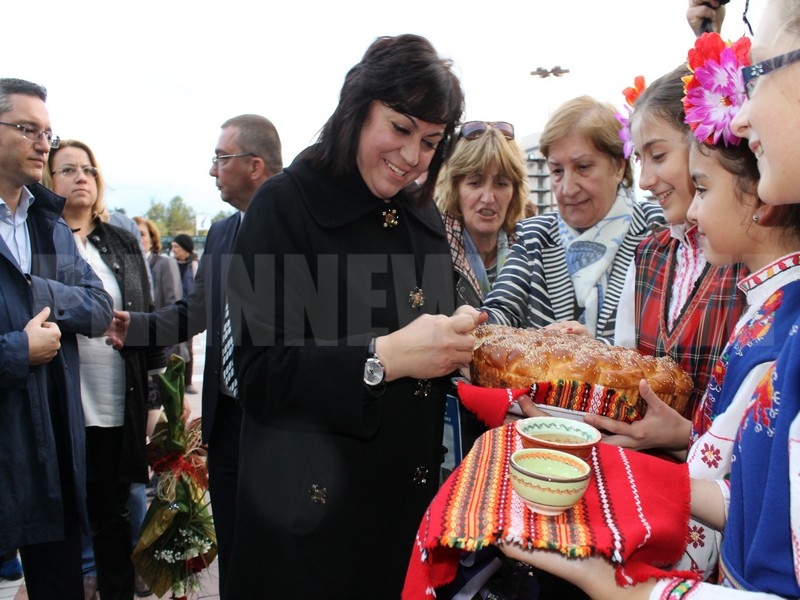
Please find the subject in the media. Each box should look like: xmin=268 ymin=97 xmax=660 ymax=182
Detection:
xmin=363 ymin=337 xmax=385 ymax=387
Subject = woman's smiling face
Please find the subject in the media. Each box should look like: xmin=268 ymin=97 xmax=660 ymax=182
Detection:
xmin=356 ymin=101 xmax=445 ymax=200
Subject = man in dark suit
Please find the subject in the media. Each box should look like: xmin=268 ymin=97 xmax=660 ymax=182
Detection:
xmin=109 ymin=114 xmax=282 ymax=598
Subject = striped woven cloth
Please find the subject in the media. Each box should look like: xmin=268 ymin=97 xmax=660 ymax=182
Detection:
xmin=457 ymin=380 xmax=644 ymax=428
xmin=402 ymin=423 xmax=696 ymax=599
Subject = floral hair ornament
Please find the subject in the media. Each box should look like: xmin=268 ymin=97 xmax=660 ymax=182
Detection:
xmin=615 ymin=76 xmax=646 ymax=159
xmin=682 ymin=32 xmax=751 ymax=146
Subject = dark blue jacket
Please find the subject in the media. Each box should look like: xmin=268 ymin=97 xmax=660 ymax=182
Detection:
xmin=0 ymin=183 xmax=113 ymax=552
xmin=127 ymin=213 xmax=241 ymax=443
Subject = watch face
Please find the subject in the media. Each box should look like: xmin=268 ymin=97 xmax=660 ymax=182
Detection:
xmin=364 ymin=357 xmax=384 ymax=386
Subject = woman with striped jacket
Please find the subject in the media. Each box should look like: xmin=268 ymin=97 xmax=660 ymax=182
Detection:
xmin=482 ymin=95 xmax=664 ymax=340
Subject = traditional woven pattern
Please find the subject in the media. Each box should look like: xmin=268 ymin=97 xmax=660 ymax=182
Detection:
xmin=456 ymin=380 xmax=643 ymax=428
xmin=528 ymin=379 xmax=644 ymax=422
xmin=402 ymin=424 xmax=696 ymax=599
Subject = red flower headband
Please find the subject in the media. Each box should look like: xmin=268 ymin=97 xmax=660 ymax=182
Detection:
xmin=682 ymin=32 xmax=751 ymax=146
xmin=615 ymin=76 xmax=646 ymax=159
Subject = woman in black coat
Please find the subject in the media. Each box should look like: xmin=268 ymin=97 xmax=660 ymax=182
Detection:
xmin=43 ymin=140 xmax=160 ymax=600
xmin=227 ymin=34 xmax=483 ymax=598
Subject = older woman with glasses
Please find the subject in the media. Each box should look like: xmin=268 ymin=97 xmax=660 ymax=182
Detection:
xmin=481 ymin=95 xmax=665 ymax=340
xmin=42 ymin=140 xmax=161 ymax=600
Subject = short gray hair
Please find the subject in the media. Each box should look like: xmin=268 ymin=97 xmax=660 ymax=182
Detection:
xmin=221 ymin=114 xmax=283 ymax=175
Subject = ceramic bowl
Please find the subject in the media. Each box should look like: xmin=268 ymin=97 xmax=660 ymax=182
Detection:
xmin=509 ymin=448 xmax=592 ymax=515
xmin=515 ymin=416 xmax=602 ymax=460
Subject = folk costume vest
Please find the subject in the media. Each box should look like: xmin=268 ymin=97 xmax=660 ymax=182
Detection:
xmin=633 ymin=228 xmax=746 ymax=417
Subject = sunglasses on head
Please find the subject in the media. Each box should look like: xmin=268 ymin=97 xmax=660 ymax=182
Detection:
xmin=460 ymin=121 xmax=515 ymax=140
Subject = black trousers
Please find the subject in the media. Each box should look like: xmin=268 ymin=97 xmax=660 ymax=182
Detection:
xmin=85 ymin=426 xmax=134 ymax=600
xmin=207 ymin=393 xmax=243 ymax=600
xmin=19 ymin=404 xmax=84 ymax=600
xmin=18 ymin=496 xmax=84 ymax=600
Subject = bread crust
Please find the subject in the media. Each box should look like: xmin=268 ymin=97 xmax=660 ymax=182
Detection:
xmin=470 ymin=324 xmax=693 ymax=419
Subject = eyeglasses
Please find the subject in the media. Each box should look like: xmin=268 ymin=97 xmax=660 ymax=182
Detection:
xmin=741 ymin=48 xmax=800 ymax=100
xmin=211 ymin=152 xmax=255 ymax=166
xmin=52 ymin=165 xmax=99 ymax=179
xmin=460 ymin=121 xmax=515 ymax=140
xmin=0 ymin=122 xmax=60 ymax=148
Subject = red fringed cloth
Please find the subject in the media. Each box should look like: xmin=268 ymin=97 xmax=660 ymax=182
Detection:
xmin=457 ymin=380 xmax=644 ymax=427
xmin=402 ymin=423 xmax=695 ymax=599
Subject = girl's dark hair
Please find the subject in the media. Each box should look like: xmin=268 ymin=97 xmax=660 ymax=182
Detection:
xmin=306 ymin=34 xmax=464 ymax=203
xmin=632 ymin=64 xmax=692 ymax=134
xmin=693 ymin=136 xmax=800 ymax=240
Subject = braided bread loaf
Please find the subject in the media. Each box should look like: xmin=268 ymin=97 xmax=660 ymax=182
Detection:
xmin=470 ymin=324 xmax=693 ymax=420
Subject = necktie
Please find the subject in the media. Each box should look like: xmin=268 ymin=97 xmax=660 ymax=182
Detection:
xmin=221 ymin=300 xmax=238 ymax=398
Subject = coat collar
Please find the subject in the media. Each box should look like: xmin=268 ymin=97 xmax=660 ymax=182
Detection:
xmin=285 ymin=154 xmax=446 ymax=239
xmin=28 ymin=182 xmax=66 ymax=224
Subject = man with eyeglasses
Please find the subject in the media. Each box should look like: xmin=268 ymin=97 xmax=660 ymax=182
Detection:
xmin=108 ymin=114 xmax=282 ymax=598
xmin=0 ymin=77 xmax=113 ymax=599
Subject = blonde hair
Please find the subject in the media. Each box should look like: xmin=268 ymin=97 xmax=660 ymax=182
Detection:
xmin=539 ymin=95 xmax=634 ymax=189
xmin=42 ymin=139 xmax=109 ymax=223
xmin=435 ymin=127 xmax=529 ymax=233
xmin=133 ymin=215 xmax=162 ymax=253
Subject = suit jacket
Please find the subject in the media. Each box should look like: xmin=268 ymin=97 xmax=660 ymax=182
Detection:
xmin=128 ymin=213 xmax=240 ymax=442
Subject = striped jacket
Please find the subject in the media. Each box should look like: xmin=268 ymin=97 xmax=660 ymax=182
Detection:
xmin=482 ymin=197 xmax=665 ymax=340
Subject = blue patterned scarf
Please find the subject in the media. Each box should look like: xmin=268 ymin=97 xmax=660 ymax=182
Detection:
xmin=557 ymin=185 xmax=634 ymax=336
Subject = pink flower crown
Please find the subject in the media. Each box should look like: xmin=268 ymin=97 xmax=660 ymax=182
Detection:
xmin=615 ymin=76 xmax=646 ymax=159
xmin=682 ymin=32 xmax=751 ymax=146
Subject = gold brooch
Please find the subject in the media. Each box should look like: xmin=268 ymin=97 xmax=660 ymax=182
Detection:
xmin=309 ymin=483 xmax=327 ymax=504
xmin=382 ymin=209 xmax=399 ymax=228
xmin=414 ymin=379 xmax=432 ymax=398
xmin=409 ymin=287 xmax=425 ymax=309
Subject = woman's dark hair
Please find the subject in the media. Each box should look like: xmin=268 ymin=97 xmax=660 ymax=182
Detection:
xmin=306 ymin=34 xmax=464 ymax=203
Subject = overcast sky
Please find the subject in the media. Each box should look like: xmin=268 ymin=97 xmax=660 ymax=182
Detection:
xmin=3 ymin=0 xmax=761 ymax=223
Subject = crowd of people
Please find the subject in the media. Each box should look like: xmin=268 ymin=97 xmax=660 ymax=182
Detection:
xmin=1 ymin=0 xmax=799 ymax=598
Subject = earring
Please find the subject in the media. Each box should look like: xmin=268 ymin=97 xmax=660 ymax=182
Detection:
xmin=752 ymin=214 xmax=760 ymax=223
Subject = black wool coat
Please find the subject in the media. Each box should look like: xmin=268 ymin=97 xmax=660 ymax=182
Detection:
xmin=226 ymin=154 xmax=459 ymax=598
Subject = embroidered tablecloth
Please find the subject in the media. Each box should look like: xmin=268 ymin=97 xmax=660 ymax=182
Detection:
xmin=402 ymin=423 xmax=694 ymax=599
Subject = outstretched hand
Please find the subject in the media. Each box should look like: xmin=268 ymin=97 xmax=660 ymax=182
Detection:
xmin=516 ymin=393 xmax=551 ymax=418
xmin=376 ymin=309 xmax=484 ymax=382
xmin=542 ymin=320 xmax=590 ymax=337
xmin=497 ymin=542 xmax=655 ymax=600
xmin=26 ymin=307 xmax=61 ymax=365
xmin=582 ymin=379 xmax=692 ymax=454
xmin=105 ymin=309 xmax=131 ymax=350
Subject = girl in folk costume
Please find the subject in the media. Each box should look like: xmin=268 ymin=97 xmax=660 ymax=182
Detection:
xmin=500 ymin=0 xmax=800 ymax=594
xmin=676 ymin=32 xmax=800 ymax=581
xmin=584 ymin=65 xmax=746 ymax=454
